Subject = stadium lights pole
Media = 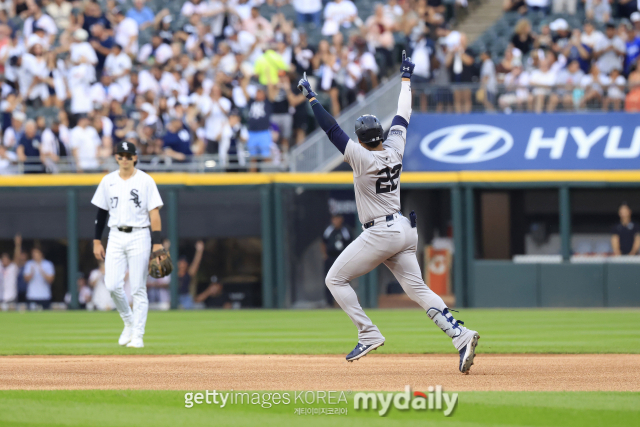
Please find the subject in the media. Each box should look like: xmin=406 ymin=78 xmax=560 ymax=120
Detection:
xmin=66 ymin=189 xmax=79 ymax=310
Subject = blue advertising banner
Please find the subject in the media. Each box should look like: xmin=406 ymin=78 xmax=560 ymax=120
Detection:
xmin=403 ymin=112 xmax=640 ymax=171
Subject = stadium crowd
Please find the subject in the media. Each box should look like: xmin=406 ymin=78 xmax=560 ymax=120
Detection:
xmin=414 ymin=2 xmax=640 ymax=113
xmin=0 ymin=0 xmax=467 ymax=174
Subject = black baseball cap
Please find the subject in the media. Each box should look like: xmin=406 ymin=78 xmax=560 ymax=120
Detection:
xmin=116 ymin=141 xmax=137 ymax=154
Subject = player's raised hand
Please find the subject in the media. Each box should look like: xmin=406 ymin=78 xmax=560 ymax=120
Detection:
xmin=400 ymin=50 xmax=415 ymax=79
xmin=297 ymin=72 xmax=318 ymax=100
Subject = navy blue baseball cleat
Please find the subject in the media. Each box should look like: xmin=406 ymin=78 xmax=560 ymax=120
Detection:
xmin=458 ymin=332 xmax=480 ymax=374
xmin=346 ymin=341 xmax=384 ymax=362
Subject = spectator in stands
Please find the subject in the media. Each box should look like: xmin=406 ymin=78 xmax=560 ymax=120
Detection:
xmin=525 ymin=0 xmax=550 ymax=14
xmin=254 ymin=47 xmax=289 ymax=86
xmin=24 ymin=246 xmax=54 ymax=310
xmin=556 ymin=59 xmax=584 ymax=110
xmin=511 ymin=19 xmax=536 ymax=56
xmin=624 ymin=17 xmax=640 ymax=76
xmin=195 ymin=275 xmax=230 ymax=308
xmin=564 ymin=29 xmax=592 ymax=73
xmin=80 ymin=1 xmax=108 ymax=34
xmin=580 ymin=63 xmax=608 ymax=108
xmin=550 ymin=18 xmax=571 ymax=55
xmin=446 ymin=33 xmax=475 ymax=113
xmin=625 ymin=64 xmax=640 ymax=110
xmin=23 ymin=1 xmax=57 ymax=48
xmin=65 ymin=272 xmax=91 ymax=309
xmin=0 ymin=234 xmax=21 ymax=305
xmin=201 ymin=83 xmax=231 ymax=156
xmin=612 ymin=202 xmax=640 ymax=255
xmin=616 ymin=0 xmax=638 ymax=20
xmin=504 ymin=0 xmax=528 ymax=13
xmin=365 ymin=3 xmax=395 ymax=76
xmin=321 ymin=214 xmax=352 ymax=307
xmin=595 ymin=23 xmax=625 ymax=76
xmin=163 ymin=116 xmax=192 ymax=162
xmin=16 ymin=119 xmax=44 ymax=173
xmin=293 ymin=0 xmax=322 ymax=27
xmin=46 ymin=0 xmax=72 ymax=31
xmin=89 ymin=22 xmax=114 ymax=78
xmin=88 ymin=261 xmax=114 ymax=311
xmin=604 ymin=68 xmax=626 ymax=110
xmin=322 ymin=0 xmax=358 ymax=37
xmin=104 ymin=43 xmax=132 ymax=96
xmin=581 ymin=21 xmax=604 ymax=51
xmin=499 ymin=65 xmax=531 ymax=112
xmin=246 ymin=85 xmax=274 ymax=166
xmin=4 ymin=110 xmax=25 ymax=151
xmin=479 ymin=51 xmax=497 ymax=111
xmin=530 ymin=57 xmax=558 ymax=113
xmin=553 ymin=0 xmax=576 ymax=14
xmin=70 ymin=114 xmax=101 ymax=172
xmin=177 ymin=240 xmax=204 ymax=309
xmin=112 ymin=8 xmax=139 ymax=56
xmin=586 ymin=0 xmax=611 ymax=23
xmin=127 ymin=0 xmax=155 ymax=30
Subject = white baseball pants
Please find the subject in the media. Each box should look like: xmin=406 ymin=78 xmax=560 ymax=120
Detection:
xmin=104 ymin=228 xmax=151 ymax=337
xmin=325 ymin=213 xmax=452 ymax=346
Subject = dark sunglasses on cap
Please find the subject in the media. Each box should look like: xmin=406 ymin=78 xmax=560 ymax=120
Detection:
xmin=117 ymin=154 xmax=134 ymax=160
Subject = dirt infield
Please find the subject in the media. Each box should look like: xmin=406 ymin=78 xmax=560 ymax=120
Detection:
xmin=1 ymin=354 xmax=639 ymax=392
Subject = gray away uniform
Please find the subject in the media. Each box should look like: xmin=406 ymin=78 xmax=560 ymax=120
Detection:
xmin=325 ymin=80 xmax=472 ymax=351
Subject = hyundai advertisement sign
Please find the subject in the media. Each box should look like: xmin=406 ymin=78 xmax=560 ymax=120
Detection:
xmin=404 ymin=113 xmax=640 ymax=171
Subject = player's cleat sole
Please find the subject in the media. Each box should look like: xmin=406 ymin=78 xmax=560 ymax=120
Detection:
xmin=346 ymin=341 xmax=384 ymax=362
xmin=126 ymin=337 xmax=144 ymax=348
xmin=459 ymin=332 xmax=480 ymax=374
xmin=118 ymin=325 xmax=133 ymax=346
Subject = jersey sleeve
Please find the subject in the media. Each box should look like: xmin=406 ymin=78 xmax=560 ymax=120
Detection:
xmin=343 ymin=139 xmax=372 ymax=176
xmin=382 ymin=123 xmax=407 ymax=157
xmin=147 ymin=178 xmax=164 ymax=211
xmin=91 ymin=177 xmax=109 ymax=210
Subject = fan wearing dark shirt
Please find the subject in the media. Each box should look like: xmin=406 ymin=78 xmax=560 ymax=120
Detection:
xmin=163 ymin=117 xmax=192 ymax=163
xmin=612 ymin=203 xmax=640 ymax=255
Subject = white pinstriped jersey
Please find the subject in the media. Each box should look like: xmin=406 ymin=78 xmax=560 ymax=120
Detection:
xmin=343 ymin=123 xmax=407 ymax=224
xmin=91 ymin=169 xmax=163 ymax=228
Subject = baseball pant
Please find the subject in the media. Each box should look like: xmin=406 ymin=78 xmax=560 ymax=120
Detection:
xmin=104 ymin=228 xmax=151 ymax=337
xmin=325 ymin=214 xmax=448 ymax=345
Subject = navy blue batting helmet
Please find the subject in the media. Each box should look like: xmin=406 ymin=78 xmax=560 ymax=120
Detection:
xmin=355 ymin=115 xmax=383 ymax=146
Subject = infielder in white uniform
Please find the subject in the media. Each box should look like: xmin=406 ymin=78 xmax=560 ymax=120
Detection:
xmin=298 ymin=52 xmax=480 ymax=373
xmin=91 ymin=141 xmax=165 ymax=348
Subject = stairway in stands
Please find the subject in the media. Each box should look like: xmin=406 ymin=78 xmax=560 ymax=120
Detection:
xmin=455 ymin=0 xmax=505 ymax=43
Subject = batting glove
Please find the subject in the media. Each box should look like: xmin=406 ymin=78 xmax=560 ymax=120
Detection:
xmin=297 ymin=72 xmax=317 ymax=100
xmin=400 ymin=50 xmax=415 ymax=79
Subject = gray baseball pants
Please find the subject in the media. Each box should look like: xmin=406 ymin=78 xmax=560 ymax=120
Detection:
xmin=325 ymin=213 xmax=448 ymax=345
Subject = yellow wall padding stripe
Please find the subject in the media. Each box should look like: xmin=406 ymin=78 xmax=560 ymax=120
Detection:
xmin=0 ymin=170 xmax=639 ymax=187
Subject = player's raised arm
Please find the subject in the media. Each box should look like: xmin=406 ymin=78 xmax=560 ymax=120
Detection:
xmin=298 ymin=73 xmax=350 ymax=154
xmin=393 ymin=50 xmax=415 ymax=128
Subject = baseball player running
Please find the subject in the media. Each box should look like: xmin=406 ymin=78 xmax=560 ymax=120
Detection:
xmin=91 ymin=141 xmax=167 ymax=348
xmin=298 ymin=52 xmax=480 ymax=373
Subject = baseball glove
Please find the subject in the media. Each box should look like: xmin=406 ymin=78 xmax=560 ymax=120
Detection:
xmin=149 ymin=249 xmax=173 ymax=278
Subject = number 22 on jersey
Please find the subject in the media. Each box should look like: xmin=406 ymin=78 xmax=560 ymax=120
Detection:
xmin=376 ymin=164 xmax=401 ymax=194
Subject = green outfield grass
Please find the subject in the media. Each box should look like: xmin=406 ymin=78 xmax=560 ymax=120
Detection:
xmin=0 ymin=390 xmax=638 ymax=427
xmin=0 ymin=309 xmax=638 ymax=355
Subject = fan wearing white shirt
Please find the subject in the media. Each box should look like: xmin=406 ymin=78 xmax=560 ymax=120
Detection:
xmin=70 ymin=28 xmax=98 ymax=66
xmin=0 ymin=234 xmax=21 ymax=305
xmin=580 ymin=63 xmax=609 ymax=108
xmin=24 ymin=247 xmax=55 ymax=310
xmin=322 ymin=0 xmax=358 ymax=36
xmin=529 ymin=58 xmax=558 ymax=113
xmin=20 ymin=43 xmax=50 ymax=104
xmin=604 ymin=68 xmax=626 ymax=111
xmin=113 ymin=8 xmax=139 ymax=56
xmin=70 ymin=114 xmax=102 ymax=171
xmin=137 ymin=66 xmax=162 ymax=96
xmin=137 ymin=34 xmax=173 ymax=66
xmin=199 ymin=84 xmax=231 ymax=154
xmin=23 ymin=5 xmax=57 ymax=47
xmin=104 ymin=44 xmax=133 ymax=97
